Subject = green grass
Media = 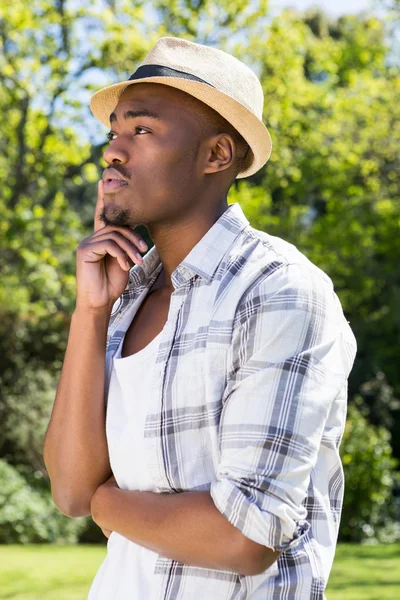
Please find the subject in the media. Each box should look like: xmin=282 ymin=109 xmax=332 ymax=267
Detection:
xmin=0 ymin=543 xmax=399 ymax=599
xmin=327 ymin=544 xmax=400 ymax=600
xmin=0 ymin=544 xmax=106 ymax=600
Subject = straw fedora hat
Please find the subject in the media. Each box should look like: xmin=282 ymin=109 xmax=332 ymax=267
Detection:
xmin=90 ymin=36 xmax=272 ymax=179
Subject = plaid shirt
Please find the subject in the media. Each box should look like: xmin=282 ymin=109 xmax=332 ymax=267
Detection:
xmin=104 ymin=202 xmax=357 ymax=599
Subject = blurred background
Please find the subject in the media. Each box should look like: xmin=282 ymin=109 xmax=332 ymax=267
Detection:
xmin=0 ymin=0 xmax=399 ymax=598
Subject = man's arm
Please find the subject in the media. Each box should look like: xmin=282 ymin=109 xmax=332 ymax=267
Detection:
xmin=90 ymin=478 xmax=280 ymax=576
xmin=209 ymin=263 xmax=357 ymax=552
xmin=43 ymin=181 xmax=148 ymax=517
xmin=43 ymin=307 xmax=112 ymax=517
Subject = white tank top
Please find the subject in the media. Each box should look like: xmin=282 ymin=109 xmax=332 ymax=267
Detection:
xmin=88 ymin=323 xmax=164 ymax=599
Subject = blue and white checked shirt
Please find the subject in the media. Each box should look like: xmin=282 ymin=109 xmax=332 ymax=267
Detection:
xmin=104 ymin=201 xmax=357 ymax=599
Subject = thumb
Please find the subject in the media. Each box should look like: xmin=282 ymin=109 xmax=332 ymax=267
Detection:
xmin=94 ymin=180 xmax=105 ymax=233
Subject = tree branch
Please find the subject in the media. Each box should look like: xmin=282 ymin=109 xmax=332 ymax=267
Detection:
xmin=10 ymin=95 xmax=30 ymax=209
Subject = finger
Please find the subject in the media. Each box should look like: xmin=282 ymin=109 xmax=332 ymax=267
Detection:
xmin=88 ymin=231 xmax=144 ymax=265
xmin=92 ymin=224 xmax=148 ymax=252
xmin=94 ymin=180 xmax=105 ymax=233
xmin=84 ymin=240 xmax=133 ymax=271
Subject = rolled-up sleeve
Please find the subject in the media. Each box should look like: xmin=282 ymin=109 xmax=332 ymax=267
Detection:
xmin=210 ymin=261 xmax=357 ymax=552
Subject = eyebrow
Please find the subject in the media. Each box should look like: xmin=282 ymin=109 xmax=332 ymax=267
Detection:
xmin=109 ymin=109 xmax=162 ymax=124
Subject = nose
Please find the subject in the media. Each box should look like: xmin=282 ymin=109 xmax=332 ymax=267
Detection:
xmin=103 ymin=137 xmax=129 ymax=165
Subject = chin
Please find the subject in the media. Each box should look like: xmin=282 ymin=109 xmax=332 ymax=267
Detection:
xmin=100 ymin=204 xmax=137 ymax=228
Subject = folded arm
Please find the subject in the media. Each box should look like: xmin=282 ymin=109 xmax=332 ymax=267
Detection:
xmin=90 ymin=479 xmax=280 ymax=576
xmin=210 ymin=262 xmax=356 ymax=551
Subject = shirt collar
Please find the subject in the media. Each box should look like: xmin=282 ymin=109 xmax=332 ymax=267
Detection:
xmin=128 ymin=202 xmax=250 ymax=290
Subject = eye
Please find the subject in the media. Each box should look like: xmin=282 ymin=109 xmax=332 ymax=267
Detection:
xmin=134 ymin=127 xmax=149 ymax=136
xmin=105 ymin=127 xmax=148 ymax=143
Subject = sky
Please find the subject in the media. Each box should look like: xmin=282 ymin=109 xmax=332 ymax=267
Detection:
xmin=271 ymin=0 xmax=376 ymax=17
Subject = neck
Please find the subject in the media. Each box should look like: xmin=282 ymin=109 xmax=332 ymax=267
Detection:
xmin=148 ymin=197 xmax=229 ymax=291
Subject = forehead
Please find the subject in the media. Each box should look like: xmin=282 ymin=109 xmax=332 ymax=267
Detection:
xmin=112 ymin=83 xmax=201 ymax=122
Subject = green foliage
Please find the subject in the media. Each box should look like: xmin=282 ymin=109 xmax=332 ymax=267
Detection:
xmin=339 ymin=400 xmax=399 ymax=543
xmin=0 ymin=0 xmax=399 ymax=546
xmin=0 ymin=193 xmax=83 ymax=473
xmin=228 ymin=6 xmax=400 ymax=459
xmin=0 ymin=460 xmax=88 ymax=544
xmin=2 ymin=369 xmax=60 ymax=473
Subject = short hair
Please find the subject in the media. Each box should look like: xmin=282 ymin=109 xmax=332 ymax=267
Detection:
xmin=178 ymin=91 xmax=251 ymax=186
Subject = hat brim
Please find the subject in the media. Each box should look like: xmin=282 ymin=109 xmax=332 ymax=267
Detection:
xmin=90 ymin=77 xmax=272 ymax=179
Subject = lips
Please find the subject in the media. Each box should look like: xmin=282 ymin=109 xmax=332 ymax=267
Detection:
xmin=103 ymin=179 xmax=128 ymax=192
xmin=102 ymin=168 xmax=129 ymax=193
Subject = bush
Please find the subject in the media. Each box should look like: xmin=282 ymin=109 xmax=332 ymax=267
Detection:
xmin=1 ymin=367 xmax=60 ymax=474
xmin=0 ymin=459 xmax=88 ymax=544
xmin=339 ymin=398 xmax=399 ymax=543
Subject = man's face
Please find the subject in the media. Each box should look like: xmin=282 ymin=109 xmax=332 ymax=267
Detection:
xmin=101 ymin=83 xmax=205 ymax=229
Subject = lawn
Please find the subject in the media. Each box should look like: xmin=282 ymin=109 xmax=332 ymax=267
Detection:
xmin=0 ymin=543 xmax=399 ymax=599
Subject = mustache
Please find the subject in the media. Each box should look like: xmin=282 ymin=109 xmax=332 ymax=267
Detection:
xmin=107 ymin=165 xmax=133 ymax=181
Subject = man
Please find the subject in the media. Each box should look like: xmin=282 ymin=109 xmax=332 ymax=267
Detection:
xmin=43 ymin=36 xmax=357 ymax=599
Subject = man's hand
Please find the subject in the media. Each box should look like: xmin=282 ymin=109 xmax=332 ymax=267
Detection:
xmin=92 ymin=472 xmax=119 ymax=539
xmin=76 ymin=180 xmax=148 ymax=311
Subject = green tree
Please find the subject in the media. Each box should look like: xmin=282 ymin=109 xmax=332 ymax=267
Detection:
xmin=339 ymin=400 xmax=398 ymax=542
xmin=1 ymin=1 xmax=399 ymax=544
xmin=0 ymin=459 xmax=87 ymax=543
xmin=228 ymin=8 xmax=400 ymax=457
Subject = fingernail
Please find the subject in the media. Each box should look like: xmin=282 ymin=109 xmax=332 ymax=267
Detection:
xmin=139 ymin=240 xmax=148 ymax=250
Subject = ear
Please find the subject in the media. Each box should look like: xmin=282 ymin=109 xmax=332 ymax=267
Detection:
xmin=203 ymin=133 xmax=235 ymax=176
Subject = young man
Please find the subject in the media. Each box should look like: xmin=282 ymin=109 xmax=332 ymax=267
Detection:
xmin=44 ymin=37 xmax=357 ymax=599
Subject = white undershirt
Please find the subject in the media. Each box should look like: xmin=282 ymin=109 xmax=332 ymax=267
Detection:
xmin=87 ymin=325 xmax=164 ymax=599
